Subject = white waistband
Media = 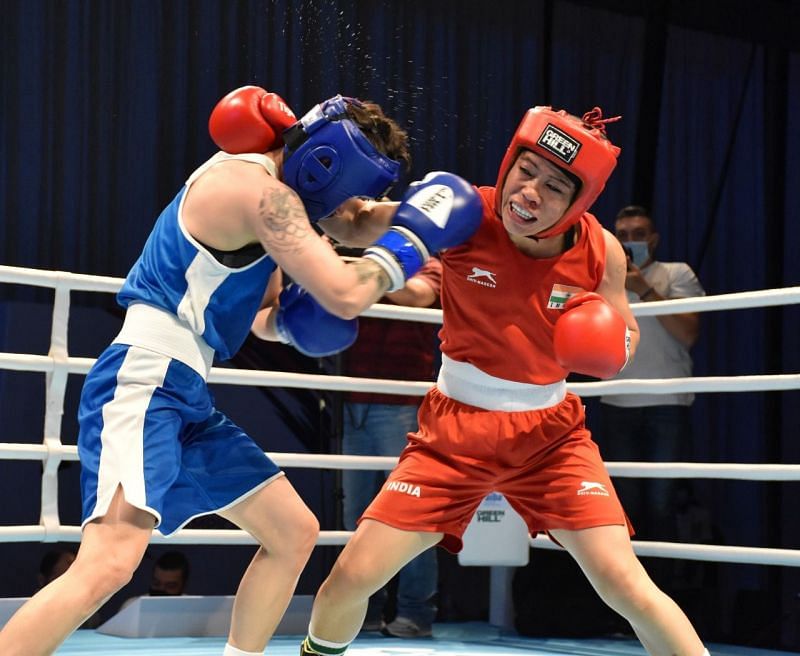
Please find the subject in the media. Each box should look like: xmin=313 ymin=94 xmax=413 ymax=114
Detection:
xmin=436 ymin=354 xmax=566 ymax=411
xmin=113 ymin=303 xmax=214 ymax=379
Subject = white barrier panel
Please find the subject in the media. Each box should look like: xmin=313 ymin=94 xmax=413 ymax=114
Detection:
xmin=0 ymin=599 xmax=26 ymax=629
xmin=95 ymin=594 xmax=313 ymax=638
xmin=458 ymin=493 xmax=529 ymax=566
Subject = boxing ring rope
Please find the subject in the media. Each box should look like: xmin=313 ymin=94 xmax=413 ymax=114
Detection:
xmin=0 ymin=264 xmax=799 ymax=568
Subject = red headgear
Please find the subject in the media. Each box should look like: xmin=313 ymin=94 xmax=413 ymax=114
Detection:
xmin=495 ymin=106 xmax=621 ymax=238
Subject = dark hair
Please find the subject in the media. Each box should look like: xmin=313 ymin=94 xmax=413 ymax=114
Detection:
xmin=615 ymin=204 xmax=654 ymax=228
xmin=345 ymin=101 xmax=411 ymax=173
xmin=155 ymin=551 xmax=190 ymax=580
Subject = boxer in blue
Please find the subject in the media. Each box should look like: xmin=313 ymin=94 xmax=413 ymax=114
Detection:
xmin=0 ymin=87 xmax=482 ymax=656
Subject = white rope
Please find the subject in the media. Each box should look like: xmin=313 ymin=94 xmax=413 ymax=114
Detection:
xmin=529 ymin=535 xmax=800 ymax=567
xmin=207 ymin=367 xmax=433 ymax=395
xmin=0 ymin=444 xmax=49 ymax=459
xmin=569 ymin=374 xmax=800 ymax=396
xmin=0 ymin=351 xmax=797 ymax=396
xmin=0 ymin=265 xmax=122 ymax=293
xmin=361 ymin=304 xmax=443 ymax=324
xmin=271 ymin=457 xmax=798 ymax=482
xmin=0 ymin=523 xmax=795 ymax=566
xmin=1 ymin=264 xmax=798 ymax=317
xmin=604 ymin=462 xmax=800 ymax=480
xmin=2 ymin=443 xmax=798 ymax=481
xmin=361 ymin=286 xmax=800 ymax=321
xmin=630 ymin=286 xmax=800 ymax=315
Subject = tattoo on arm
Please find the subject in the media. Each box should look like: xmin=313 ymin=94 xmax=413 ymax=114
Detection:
xmin=352 ymin=259 xmax=391 ymax=294
xmin=258 ymin=187 xmax=314 ymax=254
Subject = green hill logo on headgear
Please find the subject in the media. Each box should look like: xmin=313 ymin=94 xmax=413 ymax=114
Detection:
xmin=537 ymin=124 xmax=581 ymax=164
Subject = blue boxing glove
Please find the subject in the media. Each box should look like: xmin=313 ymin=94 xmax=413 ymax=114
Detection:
xmin=274 ymin=284 xmax=358 ymax=357
xmin=363 ymin=171 xmax=482 ymax=291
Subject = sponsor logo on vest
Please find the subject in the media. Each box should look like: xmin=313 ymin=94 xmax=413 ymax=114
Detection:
xmin=577 ymin=481 xmax=610 ymax=496
xmin=466 ymin=266 xmax=497 ymax=287
xmin=537 ymin=124 xmax=582 ymax=164
xmin=547 ymin=283 xmax=584 ymax=309
xmin=386 ymin=481 xmax=422 ymax=497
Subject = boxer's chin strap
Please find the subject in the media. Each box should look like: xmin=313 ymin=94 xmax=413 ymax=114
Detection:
xmin=526 ymin=224 xmax=577 ymax=251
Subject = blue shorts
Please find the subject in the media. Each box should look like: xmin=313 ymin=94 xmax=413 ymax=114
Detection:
xmin=78 ymin=343 xmax=282 ymax=535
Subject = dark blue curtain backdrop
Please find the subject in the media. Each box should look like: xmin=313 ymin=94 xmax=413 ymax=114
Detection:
xmin=2 ymin=0 xmax=799 ymax=645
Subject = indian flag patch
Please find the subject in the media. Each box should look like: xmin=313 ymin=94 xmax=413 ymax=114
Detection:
xmin=547 ymin=284 xmax=584 ymax=309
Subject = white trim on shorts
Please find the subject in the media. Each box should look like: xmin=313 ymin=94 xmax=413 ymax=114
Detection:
xmin=163 ymin=471 xmax=285 ymax=536
xmin=436 ymin=354 xmax=566 ymax=412
xmin=81 ymin=346 xmax=170 ymax=529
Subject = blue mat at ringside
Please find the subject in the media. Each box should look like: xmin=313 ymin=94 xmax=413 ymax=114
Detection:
xmin=55 ymin=623 xmax=795 ymax=655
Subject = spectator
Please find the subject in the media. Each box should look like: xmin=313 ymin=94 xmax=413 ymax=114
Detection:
xmin=119 ymin=550 xmax=191 ymax=612
xmin=148 ymin=551 xmax=189 ymax=596
xmin=597 ymin=205 xmax=704 ymax=538
xmin=340 ymin=256 xmax=442 ymax=638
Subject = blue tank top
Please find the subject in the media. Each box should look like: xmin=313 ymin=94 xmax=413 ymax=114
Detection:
xmin=117 ymin=153 xmax=278 ymax=361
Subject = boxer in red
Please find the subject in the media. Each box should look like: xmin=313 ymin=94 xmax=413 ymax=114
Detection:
xmin=302 ymin=106 xmax=709 ymax=655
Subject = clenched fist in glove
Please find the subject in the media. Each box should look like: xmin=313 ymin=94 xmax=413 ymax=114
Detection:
xmin=363 ymin=171 xmax=482 ymax=292
xmin=553 ymin=292 xmax=631 ymax=379
xmin=209 ymin=85 xmax=296 ymax=154
xmin=274 ymin=283 xmax=358 ymax=357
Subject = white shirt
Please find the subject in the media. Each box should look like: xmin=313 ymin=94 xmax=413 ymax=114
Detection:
xmin=601 ymin=260 xmax=705 ymax=407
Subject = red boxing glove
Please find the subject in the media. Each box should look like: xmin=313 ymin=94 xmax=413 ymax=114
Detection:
xmin=553 ymin=292 xmax=630 ymax=379
xmin=208 ymin=86 xmax=297 ymax=154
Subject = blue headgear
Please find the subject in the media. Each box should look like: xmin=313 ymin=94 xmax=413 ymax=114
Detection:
xmin=282 ymin=95 xmax=402 ymax=222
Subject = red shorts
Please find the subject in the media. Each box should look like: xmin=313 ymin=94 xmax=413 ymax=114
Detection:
xmin=361 ymin=387 xmax=631 ymax=552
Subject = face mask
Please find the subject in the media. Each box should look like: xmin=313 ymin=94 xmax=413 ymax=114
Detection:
xmin=622 ymin=241 xmax=649 ymax=267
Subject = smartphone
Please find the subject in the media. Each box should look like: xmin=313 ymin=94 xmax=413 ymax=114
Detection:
xmin=622 ymin=245 xmax=633 ymax=270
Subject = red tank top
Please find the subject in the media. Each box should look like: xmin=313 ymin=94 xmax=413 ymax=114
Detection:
xmin=439 ymin=186 xmax=606 ymax=384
